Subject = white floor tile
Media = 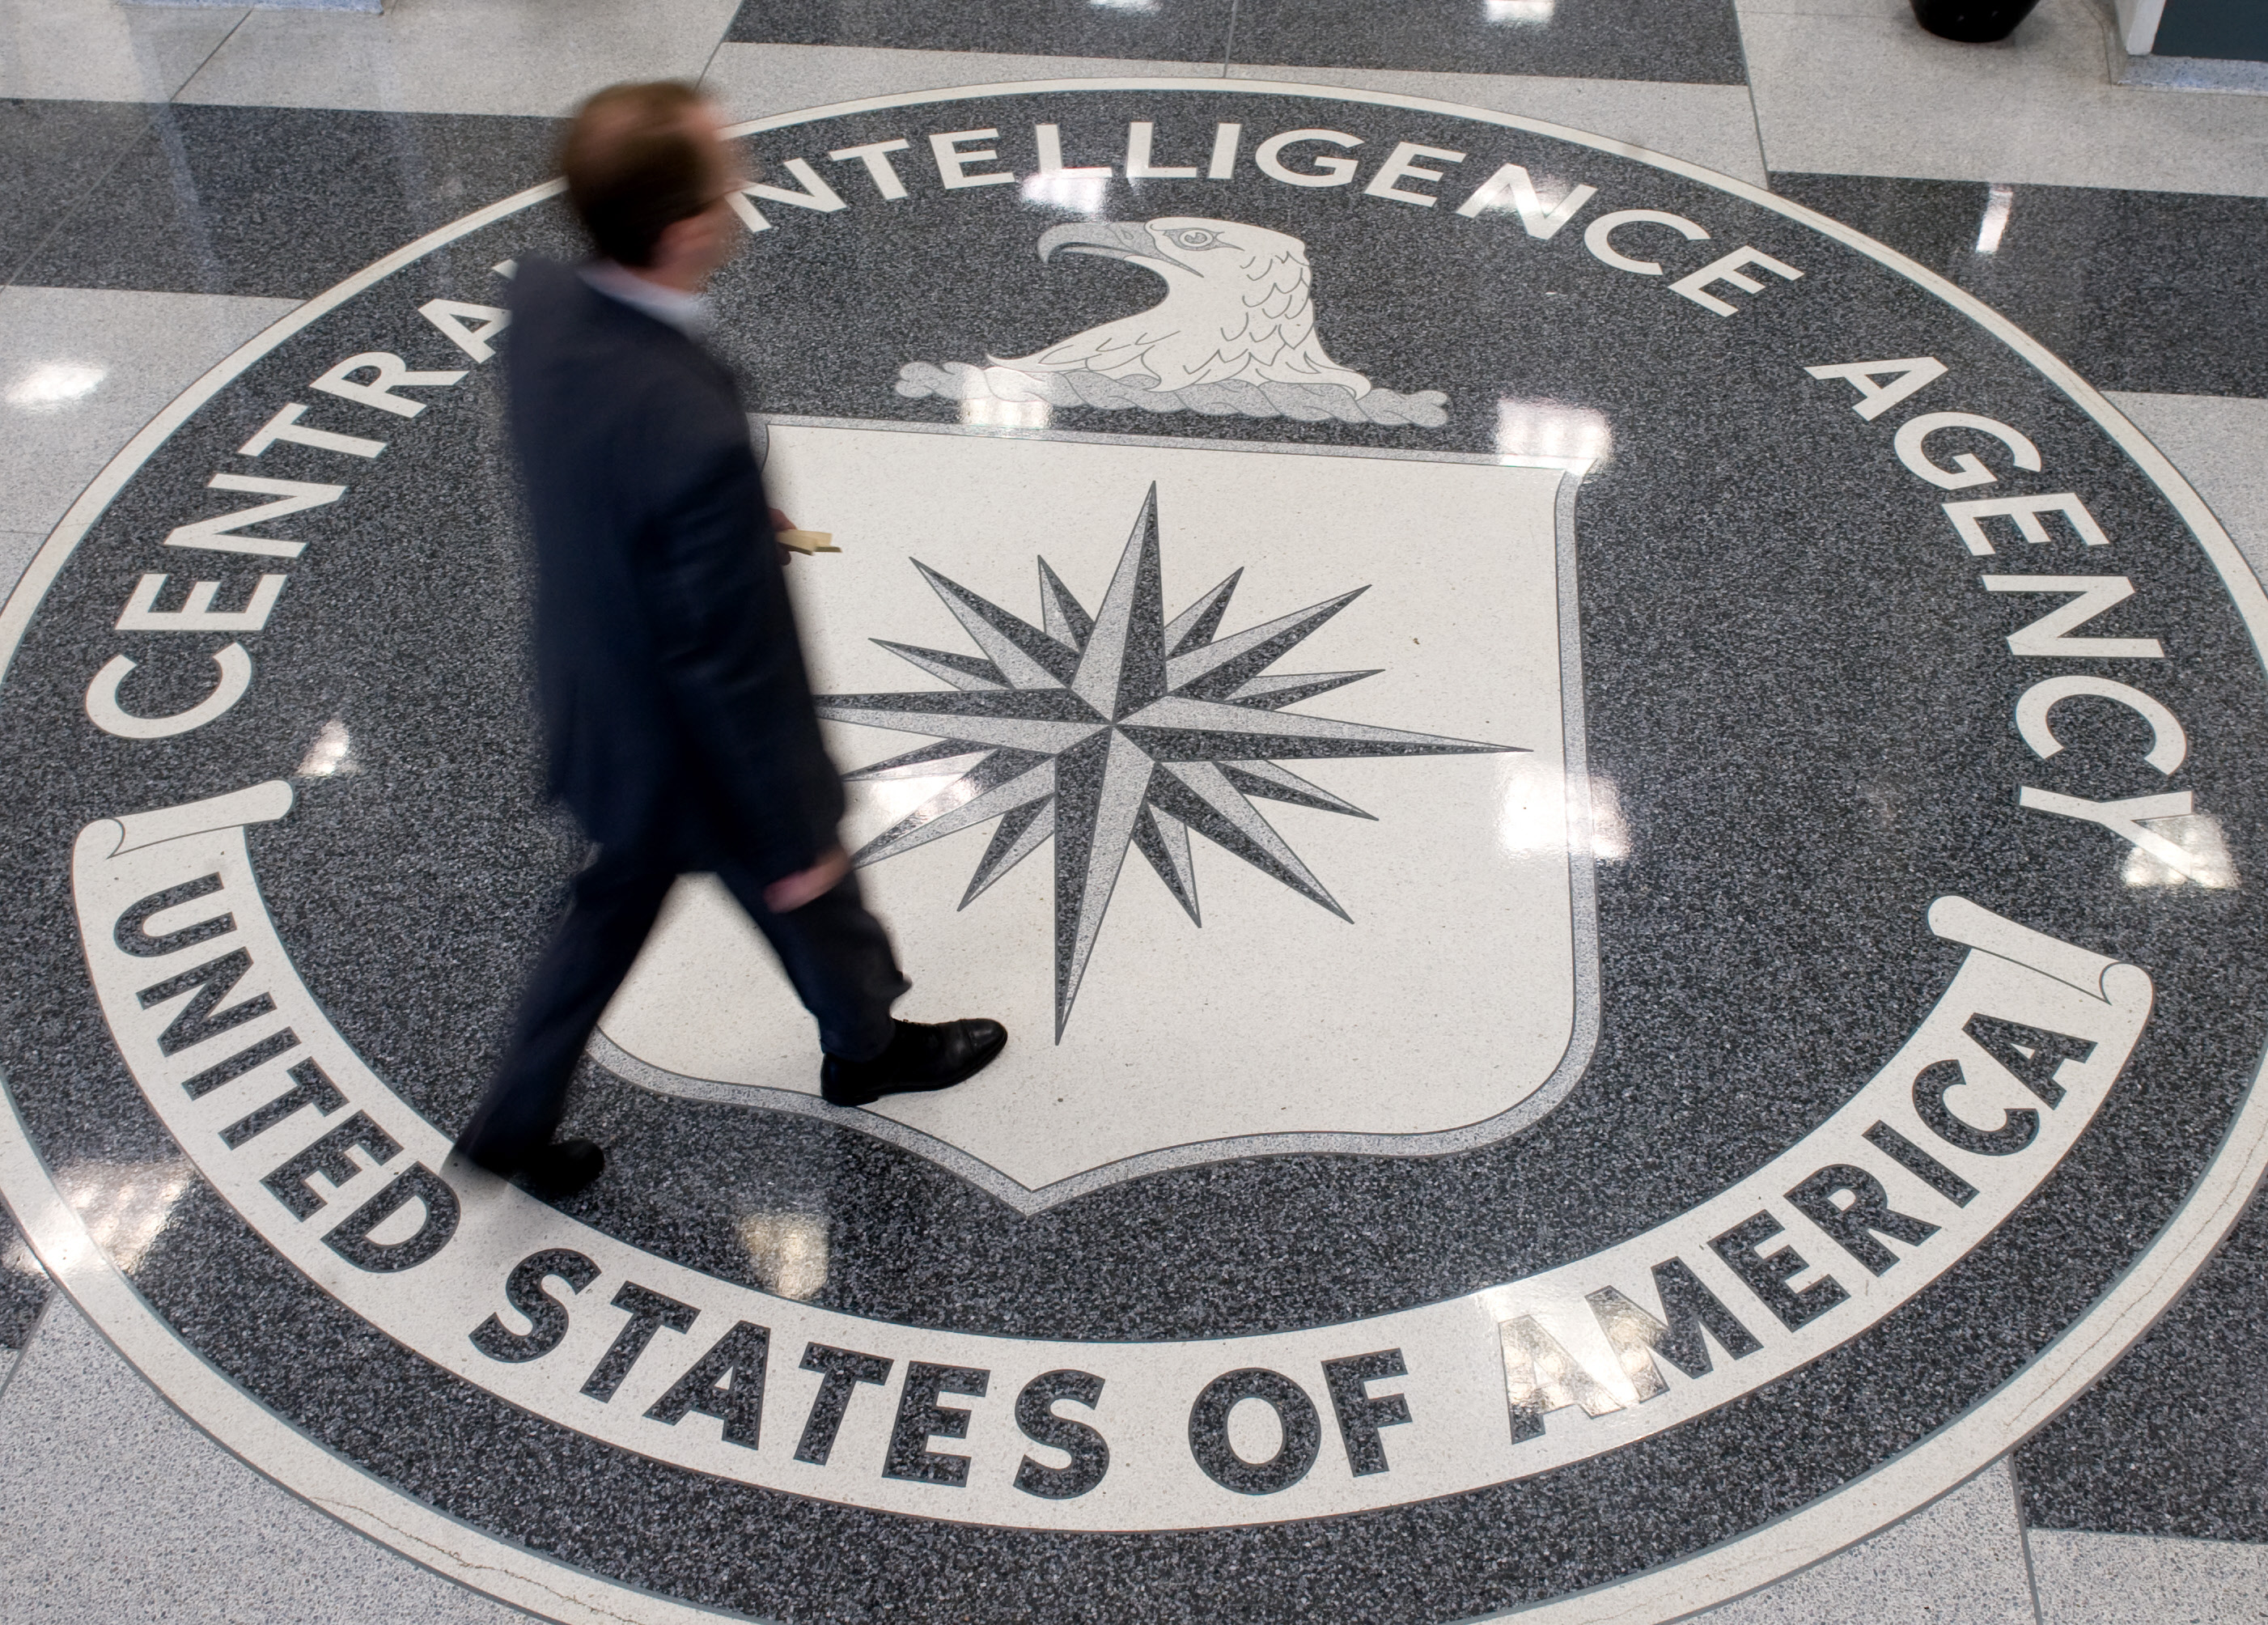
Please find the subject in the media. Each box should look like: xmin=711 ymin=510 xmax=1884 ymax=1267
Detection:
xmin=1738 ymin=0 xmax=2268 ymax=194
xmin=702 ymin=41 xmax=1224 ymax=124
xmin=0 ymin=0 xmax=246 ymax=102
xmin=0 ymin=286 xmax=297 ymax=538
xmin=1227 ymin=62 xmax=1770 ymax=186
xmin=0 ymin=1295 xmax=519 ymax=1624
xmin=1692 ymin=1460 xmax=2041 ymax=1623
xmin=2105 ymin=390 xmax=2268 ymax=586
xmin=2028 ymin=1529 xmax=2268 ymax=1623
xmin=175 ymin=0 xmax=742 ymax=118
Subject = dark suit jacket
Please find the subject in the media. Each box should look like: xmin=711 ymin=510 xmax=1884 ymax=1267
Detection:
xmin=505 ymin=257 xmax=842 ymax=882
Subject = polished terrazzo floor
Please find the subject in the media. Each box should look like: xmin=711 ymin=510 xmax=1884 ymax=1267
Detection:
xmin=6 ymin=1 xmax=2268 ymax=1621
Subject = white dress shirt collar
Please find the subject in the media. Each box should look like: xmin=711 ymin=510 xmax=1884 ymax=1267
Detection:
xmin=580 ymin=261 xmax=714 ymax=338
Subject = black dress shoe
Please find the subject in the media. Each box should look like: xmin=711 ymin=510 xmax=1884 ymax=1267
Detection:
xmin=464 ymin=1138 xmax=606 ymax=1200
xmin=821 ymin=1018 xmax=1007 ymax=1107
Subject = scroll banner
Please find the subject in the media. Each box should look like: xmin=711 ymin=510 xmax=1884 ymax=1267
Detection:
xmin=74 ymin=783 xmax=2151 ymax=1532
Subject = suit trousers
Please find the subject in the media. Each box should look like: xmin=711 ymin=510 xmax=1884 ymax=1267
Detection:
xmin=456 ymin=844 xmax=908 ymax=1168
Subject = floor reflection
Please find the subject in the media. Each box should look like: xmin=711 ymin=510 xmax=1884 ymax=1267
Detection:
xmin=52 ymin=1157 xmax=194 ymax=1275
xmin=739 ymin=1210 xmax=831 ymax=1300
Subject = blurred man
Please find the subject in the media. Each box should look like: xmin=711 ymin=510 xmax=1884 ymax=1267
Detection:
xmin=457 ymin=82 xmax=1005 ymax=1199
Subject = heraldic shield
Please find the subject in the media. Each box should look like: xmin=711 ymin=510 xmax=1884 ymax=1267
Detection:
xmin=598 ymin=421 xmax=1600 ymax=1204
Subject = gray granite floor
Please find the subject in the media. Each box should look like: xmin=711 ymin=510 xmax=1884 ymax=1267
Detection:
xmin=0 ymin=1296 xmax=522 ymax=1625
xmin=1697 ymin=1463 xmax=2038 ymax=1623
xmin=8 ymin=1286 xmax=2265 ymax=1625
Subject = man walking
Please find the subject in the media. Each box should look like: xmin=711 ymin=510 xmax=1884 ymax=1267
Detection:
xmin=457 ymin=81 xmax=1005 ymax=1199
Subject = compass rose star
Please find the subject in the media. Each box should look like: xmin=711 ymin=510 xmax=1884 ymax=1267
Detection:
xmin=816 ymin=486 xmax=1518 ymax=1038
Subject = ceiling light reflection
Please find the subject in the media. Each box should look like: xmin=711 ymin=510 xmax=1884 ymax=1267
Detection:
xmin=295 ymin=717 xmax=361 ymax=778
xmin=1021 ymin=171 xmax=1111 ymax=216
xmin=2123 ymin=812 xmax=2238 ymax=889
xmin=961 ymin=396 xmax=1052 ymax=431
xmin=850 ymin=757 xmax=988 ymax=825
xmin=1974 ymin=184 xmax=2014 ymax=254
xmin=1486 ymin=0 xmax=1557 ymax=21
xmin=53 ymin=1158 xmax=194 ymax=1275
xmin=740 ymin=1211 xmax=829 ymax=1300
xmin=1588 ymin=780 xmax=1631 ymax=861
xmin=6 ymin=363 xmax=105 ymax=410
xmin=1499 ymin=766 xmax=1629 ymax=862
xmin=1496 ymin=397 xmax=1613 ymax=469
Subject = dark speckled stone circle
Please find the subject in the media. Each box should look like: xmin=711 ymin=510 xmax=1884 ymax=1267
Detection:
xmin=2 ymin=83 xmax=2265 ymax=1625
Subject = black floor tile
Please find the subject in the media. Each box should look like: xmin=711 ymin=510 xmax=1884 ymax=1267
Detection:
xmin=724 ymin=0 xmax=1234 ymax=64
xmin=1773 ymin=172 xmax=2268 ymax=400
xmin=0 ymin=98 xmax=156 ymax=287
xmin=1228 ymin=0 xmax=1747 ymax=85
xmin=2016 ymin=1175 xmax=2268 ymax=1542
xmin=15 ymin=104 xmax=565 ymax=300
xmin=2155 ymin=0 xmax=2268 ymax=62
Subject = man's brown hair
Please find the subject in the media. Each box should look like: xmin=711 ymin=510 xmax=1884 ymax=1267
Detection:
xmin=560 ymin=81 xmax=716 ymax=268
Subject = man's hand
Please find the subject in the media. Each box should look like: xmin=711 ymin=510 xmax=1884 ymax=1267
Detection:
xmin=771 ymin=507 xmax=796 ymax=566
xmin=765 ymin=846 xmax=850 ymax=912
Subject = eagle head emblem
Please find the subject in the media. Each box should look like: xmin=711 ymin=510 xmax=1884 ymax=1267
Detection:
xmin=999 ymin=216 xmax=1374 ymax=399
xmin=897 ymin=217 xmax=1448 ymax=427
